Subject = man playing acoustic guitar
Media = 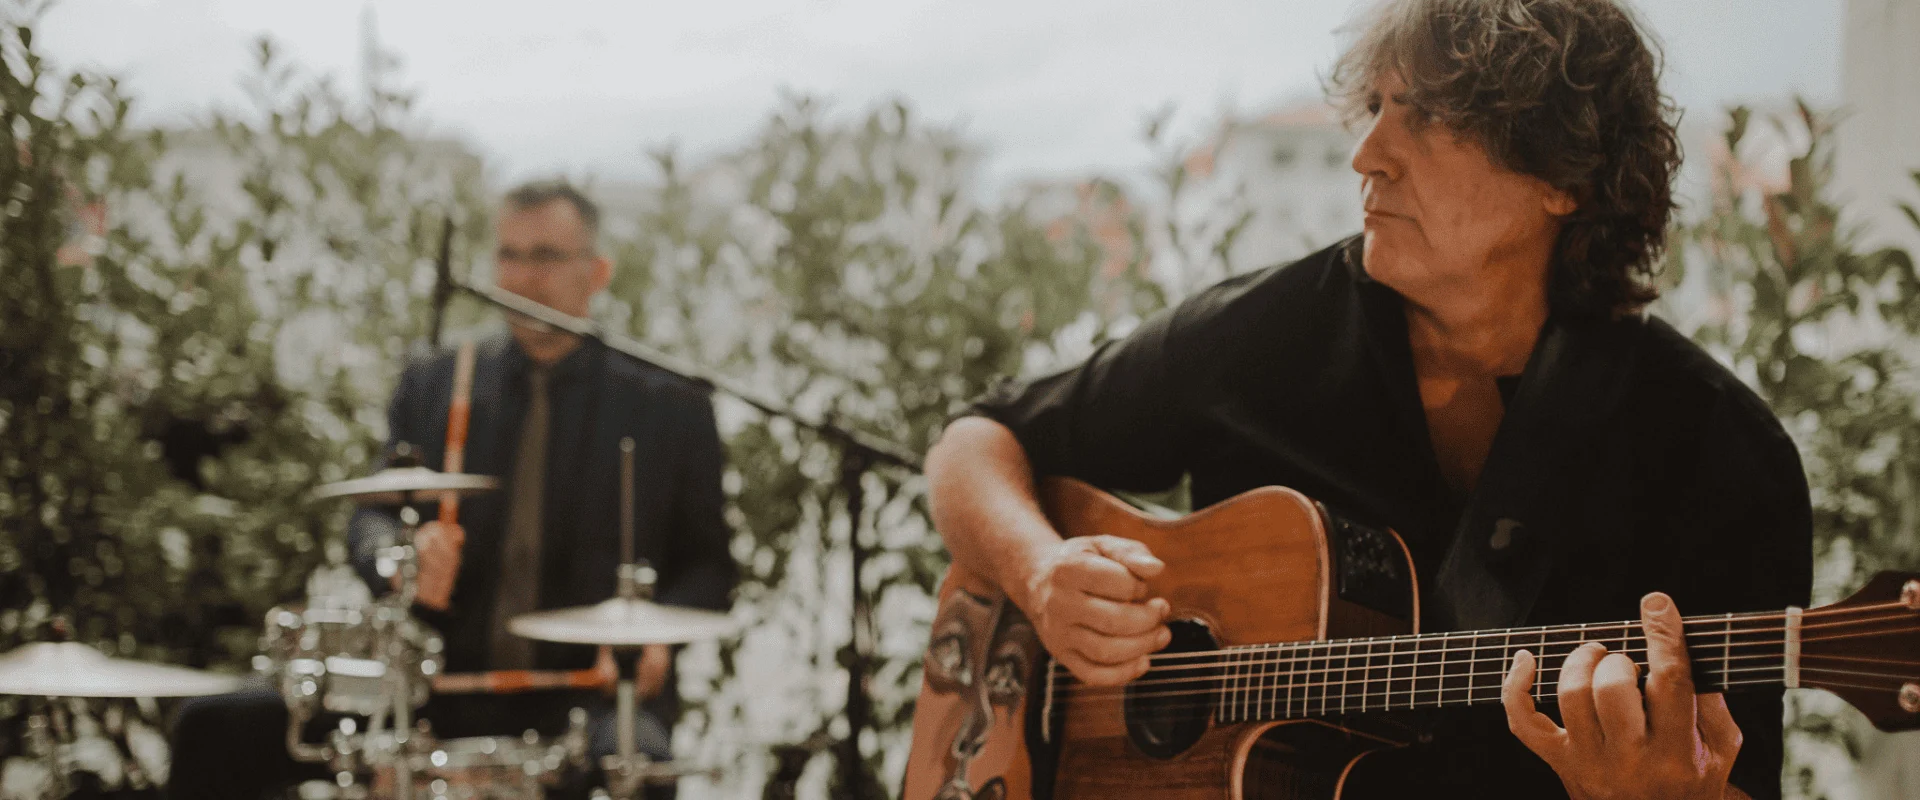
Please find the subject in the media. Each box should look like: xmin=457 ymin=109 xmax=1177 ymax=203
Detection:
xmin=925 ymin=0 xmax=1810 ymax=797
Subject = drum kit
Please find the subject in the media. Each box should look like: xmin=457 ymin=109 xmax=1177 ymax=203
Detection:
xmin=0 ymin=442 xmax=738 ymax=800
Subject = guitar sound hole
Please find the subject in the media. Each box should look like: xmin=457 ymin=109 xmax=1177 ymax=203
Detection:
xmin=1124 ymin=618 xmax=1220 ymax=760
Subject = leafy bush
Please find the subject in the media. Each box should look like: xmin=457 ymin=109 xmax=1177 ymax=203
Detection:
xmin=1666 ymin=102 xmax=1920 ymax=800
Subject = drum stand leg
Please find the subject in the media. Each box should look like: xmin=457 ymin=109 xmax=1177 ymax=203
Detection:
xmin=26 ymin=698 xmax=70 ymax=800
xmin=388 ymin=504 xmax=423 ymax=800
xmin=602 ymin=648 xmax=645 ymax=800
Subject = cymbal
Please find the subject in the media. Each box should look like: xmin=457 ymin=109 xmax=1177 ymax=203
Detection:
xmin=0 ymin=643 xmax=243 ymax=698
xmin=509 ymin=599 xmax=739 ymax=646
xmin=313 ymin=467 xmax=498 ymax=505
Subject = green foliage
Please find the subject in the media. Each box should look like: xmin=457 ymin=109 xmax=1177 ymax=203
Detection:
xmin=1667 ymin=102 xmax=1920 ymax=800
xmin=1 ymin=5 xmax=484 ymax=789
xmin=601 ymin=97 xmax=1165 ymax=794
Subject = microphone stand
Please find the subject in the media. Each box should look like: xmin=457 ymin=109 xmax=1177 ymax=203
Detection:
xmin=426 ymin=218 xmax=456 ymax=349
xmin=443 ymin=277 xmax=913 ymax=799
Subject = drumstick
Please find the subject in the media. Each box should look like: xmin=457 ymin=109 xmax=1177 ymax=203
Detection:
xmin=439 ymin=340 xmax=477 ymax=525
xmin=430 ymin=669 xmax=609 ymax=695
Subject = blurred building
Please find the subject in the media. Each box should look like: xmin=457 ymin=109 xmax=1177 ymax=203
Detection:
xmin=1017 ymin=101 xmax=1360 ymax=297
xmin=1835 ymin=0 xmax=1920 ymax=252
xmin=1181 ymin=101 xmax=1363 ymax=273
xmin=1019 ymin=177 xmax=1141 ymax=283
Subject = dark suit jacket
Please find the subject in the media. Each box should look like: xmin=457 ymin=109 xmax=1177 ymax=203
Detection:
xmin=348 ymin=330 xmax=737 ymax=676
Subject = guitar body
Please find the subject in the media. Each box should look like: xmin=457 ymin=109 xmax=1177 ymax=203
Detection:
xmin=904 ymin=478 xmax=1422 ymax=800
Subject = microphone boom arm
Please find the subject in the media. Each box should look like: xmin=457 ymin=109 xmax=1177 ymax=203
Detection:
xmin=452 ymin=280 xmax=923 ymax=472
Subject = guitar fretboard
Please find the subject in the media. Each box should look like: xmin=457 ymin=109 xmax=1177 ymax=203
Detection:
xmin=1200 ymin=612 xmax=1789 ymax=723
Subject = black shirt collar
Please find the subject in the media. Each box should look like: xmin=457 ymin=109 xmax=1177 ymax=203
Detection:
xmin=499 ymin=331 xmax=597 ymax=387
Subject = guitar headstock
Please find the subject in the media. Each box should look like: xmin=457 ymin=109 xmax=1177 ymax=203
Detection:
xmin=1800 ymin=572 xmax=1920 ymax=732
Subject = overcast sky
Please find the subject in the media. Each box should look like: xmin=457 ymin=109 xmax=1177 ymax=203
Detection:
xmin=36 ymin=0 xmax=1842 ymax=191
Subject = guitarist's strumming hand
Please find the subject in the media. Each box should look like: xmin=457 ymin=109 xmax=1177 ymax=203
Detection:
xmin=1502 ymin=592 xmax=1749 ymax=800
xmin=1019 ymin=535 xmax=1172 ymax=686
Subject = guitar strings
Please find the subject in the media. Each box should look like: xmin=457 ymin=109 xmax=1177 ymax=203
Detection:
xmin=1046 ymin=622 xmax=1914 ymax=695
xmin=1045 ymin=663 xmax=1909 ymax=721
xmin=1043 ymin=631 xmax=1915 ymax=702
xmin=1044 ymin=607 xmax=1915 ymax=680
xmin=1035 ymin=623 xmax=1920 ymax=712
xmin=1033 ymin=621 xmax=1915 ymax=717
xmin=1055 ymin=654 xmax=1853 ymax=705
xmin=940 ymin=591 xmax=1920 ymax=729
xmin=1058 ymin=646 xmax=1816 ymax=694
xmin=1069 ymin=601 xmax=1912 ymax=670
xmin=1052 ymin=658 xmax=1906 ymax=708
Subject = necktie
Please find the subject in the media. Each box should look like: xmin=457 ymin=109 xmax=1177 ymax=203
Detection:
xmin=491 ymin=366 xmax=549 ymax=669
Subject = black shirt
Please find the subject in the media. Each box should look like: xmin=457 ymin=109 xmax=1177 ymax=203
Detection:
xmin=968 ymin=238 xmax=1811 ymax=798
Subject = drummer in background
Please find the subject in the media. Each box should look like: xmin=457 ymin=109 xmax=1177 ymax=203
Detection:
xmin=167 ymin=180 xmax=739 ymax=800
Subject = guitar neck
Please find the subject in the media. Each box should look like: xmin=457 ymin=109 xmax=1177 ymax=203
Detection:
xmin=1208 ymin=610 xmax=1795 ymax=724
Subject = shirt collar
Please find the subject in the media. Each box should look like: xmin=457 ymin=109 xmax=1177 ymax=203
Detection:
xmin=500 ymin=330 xmax=597 ymax=386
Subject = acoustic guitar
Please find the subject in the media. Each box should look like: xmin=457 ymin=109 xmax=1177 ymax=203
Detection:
xmin=902 ymin=477 xmax=1920 ymax=800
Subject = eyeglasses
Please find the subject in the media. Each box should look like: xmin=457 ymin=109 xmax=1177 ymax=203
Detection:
xmin=495 ymin=246 xmax=593 ymax=270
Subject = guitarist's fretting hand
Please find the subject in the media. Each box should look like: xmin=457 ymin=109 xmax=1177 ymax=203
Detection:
xmin=1501 ymin=593 xmax=1749 ymax=800
xmin=1021 ymin=535 xmax=1173 ymax=686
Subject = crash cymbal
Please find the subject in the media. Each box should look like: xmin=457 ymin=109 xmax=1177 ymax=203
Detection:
xmin=312 ymin=467 xmax=498 ymax=505
xmin=508 ymin=599 xmax=739 ymax=646
xmin=0 ymin=643 xmax=243 ymax=698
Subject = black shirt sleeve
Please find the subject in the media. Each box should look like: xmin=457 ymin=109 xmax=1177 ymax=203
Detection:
xmin=967 ymin=307 xmax=1194 ymax=495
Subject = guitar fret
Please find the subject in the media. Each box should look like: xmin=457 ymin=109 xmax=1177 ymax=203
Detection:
xmin=1472 ymin=631 xmax=1487 ymax=704
xmin=1246 ymin=646 xmax=1258 ymax=721
xmin=1337 ymin=641 xmax=1349 ymax=715
xmin=1266 ymin=644 xmax=1279 ymax=720
xmin=1219 ymin=648 xmax=1234 ymax=723
xmin=1361 ymin=638 xmax=1375 ymax=713
xmin=1273 ymin=644 xmax=1285 ymax=719
xmin=1244 ymin=646 xmax=1256 ymax=722
xmin=1354 ymin=639 xmax=1367 ymax=714
xmin=1322 ymin=641 xmax=1334 ymax=717
xmin=1728 ymin=610 xmax=1743 ymax=690
xmin=1245 ymin=646 xmax=1257 ymax=721
xmin=1309 ymin=642 xmax=1322 ymax=717
xmin=1499 ymin=629 xmax=1514 ymax=705
xmin=1254 ymin=646 xmax=1265 ymax=720
xmin=1235 ymin=646 xmax=1249 ymax=722
xmin=1351 ymin=639 xmax=1364 ymax=714
xmin=1243 ymin=646 xmax=1256 ymax=722
xmin=1374 ymin=638 xmax=1390 ymax=712
xmin=1270 ymin=643 xmax=1282 ymax=720
xmin=1534 ymin=629 xmax=1549 ymax=703
xmin=1410 ymin=637 xmax=1425 ymax=707
xmin=1215 ymin=649 xmax=1228 ymax=723
xmin=1290 ymin=641 xmax=1304 ymax=719
xmin=1257 ymin=645 xmax=1271 ymax=721
xmin=1222 ymin=647 xmax=1233 ymax=723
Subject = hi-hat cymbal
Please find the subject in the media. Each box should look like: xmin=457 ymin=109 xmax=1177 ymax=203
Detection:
xmin=313 ymin=467 xmax=498 ymax=505
xmin=0 ymin=643 xmax=243 ymax=698
xmin=509 ymin=599 xmax=739 ymax=646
